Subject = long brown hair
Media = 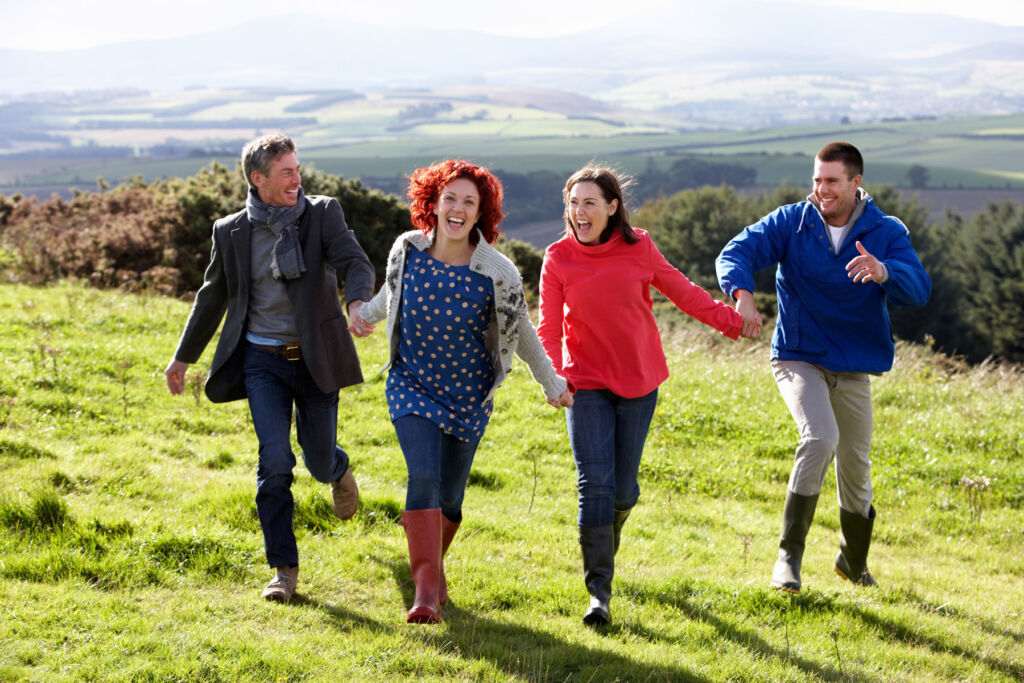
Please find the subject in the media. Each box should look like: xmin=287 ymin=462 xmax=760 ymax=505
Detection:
xmin=562 ymin=164 xmax=639 ymax=245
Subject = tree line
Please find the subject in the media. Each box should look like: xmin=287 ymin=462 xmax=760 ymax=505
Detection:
xmin=0 ymin=163 xmax=1020 ymax=365
xmin=633 ymin=183 xmax=1024 ymax=365
xmin=361 ymin=156 xmax=758 ymax=229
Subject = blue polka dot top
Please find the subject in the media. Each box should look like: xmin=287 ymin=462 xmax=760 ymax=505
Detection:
xmin=386 ymin=249 xmax=496 ymax=441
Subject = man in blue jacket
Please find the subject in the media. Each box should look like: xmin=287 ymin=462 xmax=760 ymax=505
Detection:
xmin=164 ymin=134 xmax=376 ymax=603
xmin=716 ymin=142 xmax=931 ymax=593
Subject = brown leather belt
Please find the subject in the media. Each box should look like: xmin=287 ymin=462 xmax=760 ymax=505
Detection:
xmin=251 ymin=342 xmax=302 ymax=361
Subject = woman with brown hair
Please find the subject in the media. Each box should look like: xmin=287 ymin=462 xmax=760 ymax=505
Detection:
xmin=538 ymin=164 xmax=757 ymax=626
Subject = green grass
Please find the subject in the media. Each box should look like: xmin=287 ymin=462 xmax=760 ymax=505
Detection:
xmin=0 ymin=281 xmax=1022 ymax=681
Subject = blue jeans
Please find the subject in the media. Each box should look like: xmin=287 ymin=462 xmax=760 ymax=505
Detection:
xmin=566 ymin=388 xmax=659 ymax=527
xmin=393 ymin=414 xmax=480 ymax=523
xmin=244 ymin=345 xmax=350 ymax=568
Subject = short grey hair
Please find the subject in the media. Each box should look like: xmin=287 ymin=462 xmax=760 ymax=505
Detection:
xmin=241 ymin=134 xmax=296 ymax=187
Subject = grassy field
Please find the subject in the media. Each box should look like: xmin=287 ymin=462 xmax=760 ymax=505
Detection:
xmin=0 ymin=281 xmax=1021 ymax=681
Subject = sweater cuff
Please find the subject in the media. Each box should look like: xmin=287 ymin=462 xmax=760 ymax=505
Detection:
xmin=543 ymin=373 xmax=568 ymax=400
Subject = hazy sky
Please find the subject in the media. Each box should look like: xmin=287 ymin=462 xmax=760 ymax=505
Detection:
xmin=2 ymin=0 xmax=1023 ymax=51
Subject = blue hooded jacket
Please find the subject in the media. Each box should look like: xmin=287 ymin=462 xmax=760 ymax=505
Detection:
xmin=716 ymin=194 xmax=931 ymax=373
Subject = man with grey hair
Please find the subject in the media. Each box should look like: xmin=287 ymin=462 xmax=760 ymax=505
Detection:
xmin=164 ymin=133 xmax=375 ymax=602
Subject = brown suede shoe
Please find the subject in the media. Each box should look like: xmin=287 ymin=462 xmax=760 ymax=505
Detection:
xmin=331 ymin=467 xmax=359 ymax=520
xmin=261 ymin=566 xmax=299 ymax=602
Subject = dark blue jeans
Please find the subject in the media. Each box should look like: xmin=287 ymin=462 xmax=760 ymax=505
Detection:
xmin=566 ymin=388 xmax=659 ymax=527
xmin=393 ymin=414 xmax=480 ymax=523
xmin=244 ymin=345 xmax=350 ymax=568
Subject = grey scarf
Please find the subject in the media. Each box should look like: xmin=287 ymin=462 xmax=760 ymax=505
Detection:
xmin=246 ymin=187 xmax=308 ymax=281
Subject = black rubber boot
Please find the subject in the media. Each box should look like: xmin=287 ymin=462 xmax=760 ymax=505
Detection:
xmin=834 ymin=505 xmax=878 ymax=587
xmin=612 ymin=508 xmax=632 ymax=555
xmin=579 ymin=524 xmax=615 ymax=626
xmin=770 ymin=490 xmax=820 ymax=594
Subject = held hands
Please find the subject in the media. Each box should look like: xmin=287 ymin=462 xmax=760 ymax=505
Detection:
xmin=547 ymin=388 xmax=574 ymax=409
xmin=846 ymin=241 xmax=886 ymax=283
xmin=347 ymin=300 xmax=375 ymax=338
xmin=734 ymin=289 xmax=763 ymax=339
xmin=164 ymin=359 xmax=188 ymax=395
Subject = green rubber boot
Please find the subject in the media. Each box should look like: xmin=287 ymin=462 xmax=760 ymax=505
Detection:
xmin=770 ymin=490 xmax=819 ymax=594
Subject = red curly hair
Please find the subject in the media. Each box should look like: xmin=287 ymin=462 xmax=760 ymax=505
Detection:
xmin=407 ymin=159 xmax=505 ymax=245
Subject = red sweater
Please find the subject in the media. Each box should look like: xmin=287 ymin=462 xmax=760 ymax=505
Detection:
xmin=538 ymin=229 xmax=742 ymax=398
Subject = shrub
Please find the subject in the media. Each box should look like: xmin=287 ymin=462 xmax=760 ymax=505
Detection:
xmin=0 ymin=162 xmax=412 ymax=295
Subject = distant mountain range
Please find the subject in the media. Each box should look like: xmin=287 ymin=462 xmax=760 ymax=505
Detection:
xmin=3 ymin=0 xmax=1024 ymax=125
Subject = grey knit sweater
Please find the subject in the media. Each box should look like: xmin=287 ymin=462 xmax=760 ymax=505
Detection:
xmin=361 ymin=229 xmax=567 ymax=404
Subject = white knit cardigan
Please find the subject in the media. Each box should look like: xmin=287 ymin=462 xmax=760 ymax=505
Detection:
xmin=361 ymin=229 xmax=567 ymax=404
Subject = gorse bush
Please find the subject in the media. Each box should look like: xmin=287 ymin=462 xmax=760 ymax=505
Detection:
xmin=0 ymin=164 xmax=547 ymax=301
xmin=0 ymin=162 xmax=414 ymax=295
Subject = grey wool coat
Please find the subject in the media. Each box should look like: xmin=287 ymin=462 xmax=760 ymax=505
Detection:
xmin=172 ymin=195 xmax=375 ymax=402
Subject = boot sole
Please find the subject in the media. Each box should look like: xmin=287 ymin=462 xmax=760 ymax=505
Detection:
xmin=770 ymin=581 xmax=800 ymax=594
xmin=834 ymin=564 xmax=877 ymax=587
xmin=407 ymin=615 xmax=441 ymax=624
xmin=407 ymin=607 xmax=441 ymax=624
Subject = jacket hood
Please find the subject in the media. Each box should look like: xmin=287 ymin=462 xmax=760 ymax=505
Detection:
xmin=806 ymin=187 xmax=870 ymax=227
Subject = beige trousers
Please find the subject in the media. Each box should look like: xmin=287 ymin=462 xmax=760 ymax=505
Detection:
xmin=772 ymin=360 xmax=874 ymax=516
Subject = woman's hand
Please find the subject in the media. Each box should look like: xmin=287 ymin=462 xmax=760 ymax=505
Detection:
xmin=547 ymin=388 xmax=574 ymax=409
xmin=734 ymin=289 xmax=762 ymax=339
xmin=347 ymin=300 xmax=375 ymax=338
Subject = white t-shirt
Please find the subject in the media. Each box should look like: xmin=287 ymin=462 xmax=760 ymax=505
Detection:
xmin=828 ymin=222 xmax=850 ymax=252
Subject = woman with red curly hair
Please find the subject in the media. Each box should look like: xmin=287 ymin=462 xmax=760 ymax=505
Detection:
xmin=352 ymin=159 xmax=572 ymax=624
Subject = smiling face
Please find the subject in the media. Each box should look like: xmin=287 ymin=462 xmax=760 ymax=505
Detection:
xmin=252 ymin=152 xmax=301 ymax=207
xmin=813 ymin=158 xmax=861 ymax=227
xmin=567 ymin=181 xmax=617 ymax=245
xmin=433 ymin=177 xmax=480 ymax=246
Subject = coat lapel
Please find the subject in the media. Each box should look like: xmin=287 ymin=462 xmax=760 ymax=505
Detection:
xmin=230 ymin=214 xmax=252 ymax=293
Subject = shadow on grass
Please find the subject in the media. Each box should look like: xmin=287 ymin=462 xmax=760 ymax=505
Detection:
xmin=441 ymin=607 xmax=706 ymax=682
xmin=364 ymin=552 xmax=710 ymax=682
xmin=890 ymin=585 xmax=1024 ymax=645
xmin=845 ymin=602 xmax=1024 ymax=680
xmin=626 ymin=582 xmax=860 ymax=682
xmin=295 ymin=595 xmax=393 ymax=635
xmin=631 ymin=577 xmax=1023 ymax=681
xmin=301 ymin=546 xmax=1022 ymax=681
